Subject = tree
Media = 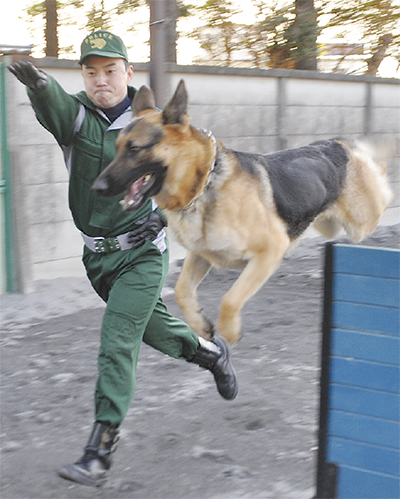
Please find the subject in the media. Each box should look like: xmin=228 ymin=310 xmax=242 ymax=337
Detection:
xmin=194 ymin=0 xmax=320 ymax=69
xmin=23 ymin=0 xmax=400 ymax=73
xmin=86 ymin=0 xmax=113 ymax=31
xmin=193 ymin=0 xmax=400 ymax=74
xmin=291 ymin=0 xmax=319 ymax=70
xmin=237 ymin=1 xmax=295 ymax=69
xmin=24 ymin=0 xmax=182 ymax=62
xmin=45 ymin=0 xmax=58 ymax=56
xmin=192 ymin=0 xmax=240 ymax=66
xmin=120 ymin=0 xmax=188 ymax=63
xmin=193 ymin=0 xmax=320 ymax=69
xmin=321 ymin=0 xmax=400 ymax=75
xmin=25 ymin=0 xmax=84 ymax=57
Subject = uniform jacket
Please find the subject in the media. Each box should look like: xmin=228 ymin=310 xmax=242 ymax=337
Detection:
xmin=28 ymin=75 xmax=154 ymax=238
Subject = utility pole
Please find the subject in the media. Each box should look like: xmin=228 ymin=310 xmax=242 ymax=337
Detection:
xmin=149 ymin=0 xmax=168 ymax=108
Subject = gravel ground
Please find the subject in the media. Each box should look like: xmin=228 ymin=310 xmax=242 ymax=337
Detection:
xmin=1 ymin=224 xmax=399 ymax=499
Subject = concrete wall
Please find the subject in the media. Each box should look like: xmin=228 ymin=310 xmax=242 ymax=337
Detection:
xmin=2 ymin=57 xmax=399 ymax=292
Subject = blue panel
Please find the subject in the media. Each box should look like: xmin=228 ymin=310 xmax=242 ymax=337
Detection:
xmin=333 ymin=245 xmax=400 ymax=279
xmin=330 ymin=357 xmax=399 ymax=393
xmin=333 ymin=274 xmax=399 ymax=308
xmin=331 ymin=329 xmax=400 ymax=365
xmin=330 ymin=384 xmax=400 ymax=421
xmin=328 ymin=410 xmax=399 ymax=448
xmin=337 ymin=466 xmax=400 ymax=499
xmin=332 ymin=302 xmax=400 ymax=336
xmin=327 ymin=437 xmax=399 ymax=476
xmin=321 ymin=245 xmax=400 ymax=499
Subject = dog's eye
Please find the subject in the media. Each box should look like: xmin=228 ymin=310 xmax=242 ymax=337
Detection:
xmin=128 ymin=142 xmax=142 ymax=153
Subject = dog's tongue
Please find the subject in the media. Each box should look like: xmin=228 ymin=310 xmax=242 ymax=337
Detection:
xmin=121 ymin=178 xmax=144 ymax=210
xmin=130 ymin=178 xmax=144 ymax=197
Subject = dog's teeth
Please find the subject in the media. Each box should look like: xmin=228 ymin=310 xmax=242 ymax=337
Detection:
xmin=144 ymin=174 xmax=152 ymax=183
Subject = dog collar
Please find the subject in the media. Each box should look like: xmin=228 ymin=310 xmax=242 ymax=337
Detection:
xmin=180 ymin=129 xmax=217 ymax=211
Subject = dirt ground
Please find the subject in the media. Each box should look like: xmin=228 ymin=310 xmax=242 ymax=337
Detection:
xmin=1 ymin=224 xmax=399 ymax=499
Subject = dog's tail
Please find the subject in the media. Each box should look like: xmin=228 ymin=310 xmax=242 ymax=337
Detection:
xmin=353 ymin=136 xmax=398 ymax=172
xmin=352 ymin=137 xmax=394 ymax=209
xmin=313 ymin=137 xmax=394 ymax=242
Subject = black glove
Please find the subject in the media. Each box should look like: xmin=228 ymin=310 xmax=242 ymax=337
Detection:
xmin=128 ymin=211 xmax=166 ymax=249
xmin=8 ymin=61 xmax=48 ymax=90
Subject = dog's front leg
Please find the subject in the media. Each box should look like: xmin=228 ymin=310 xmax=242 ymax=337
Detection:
xmin=217 ymin=240 xmax=290 ymax=345
xmin=175 ymin=251 xmax=213 ymax=339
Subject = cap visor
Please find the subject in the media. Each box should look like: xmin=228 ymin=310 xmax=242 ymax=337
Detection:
xmin=80 ymin=51 xmax=127 ymax=64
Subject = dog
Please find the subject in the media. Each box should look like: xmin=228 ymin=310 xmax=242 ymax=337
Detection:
xmin=93 ymin=80 xmax=393 ymax=345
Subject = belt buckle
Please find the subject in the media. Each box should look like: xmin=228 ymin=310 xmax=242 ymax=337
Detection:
xmin=107 ymin=237 xmax=121 ymax=252
xmin=93 ymin=236 xmax=121 ymax=253
xmin=93 ymin=237 xmax=106 ymax=253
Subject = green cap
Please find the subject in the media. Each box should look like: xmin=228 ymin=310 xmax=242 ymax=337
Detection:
xmin=79 ymin=30 xmax=128 ymax=64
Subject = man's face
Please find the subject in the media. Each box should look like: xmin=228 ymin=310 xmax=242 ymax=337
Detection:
xmin=82 ymin=56 xmax=134 ymax=109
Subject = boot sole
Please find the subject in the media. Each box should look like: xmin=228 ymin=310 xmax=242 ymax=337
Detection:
xmin=58 ymin=464 xmax=107 ymax=487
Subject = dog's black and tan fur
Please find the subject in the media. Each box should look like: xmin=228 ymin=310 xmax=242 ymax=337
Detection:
xmin=93 ymin=80 xmax=393 ymax=345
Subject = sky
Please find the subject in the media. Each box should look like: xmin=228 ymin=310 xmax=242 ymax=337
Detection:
xmin=2 ymin=0 xmax=33 ymax=47
xmin=1 ymin=0 xmax=398 ymax=76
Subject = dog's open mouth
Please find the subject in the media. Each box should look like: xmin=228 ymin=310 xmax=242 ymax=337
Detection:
xmin=120 ymin=173 xmax=155 ymax=211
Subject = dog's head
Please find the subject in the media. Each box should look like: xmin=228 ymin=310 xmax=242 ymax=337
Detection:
xmin=93 ymin=80 xmax=216 ymax=211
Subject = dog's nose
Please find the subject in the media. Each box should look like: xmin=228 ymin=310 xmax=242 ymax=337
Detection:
xmin=92 ymin=176 xmax=109 ymax=193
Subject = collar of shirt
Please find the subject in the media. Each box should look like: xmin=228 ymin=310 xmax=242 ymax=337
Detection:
xmin=100 ymin=94 xmax=131 ymax=123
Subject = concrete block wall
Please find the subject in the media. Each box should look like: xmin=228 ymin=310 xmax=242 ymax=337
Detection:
xmin=2 ymin=57 xmax=399 ymax=292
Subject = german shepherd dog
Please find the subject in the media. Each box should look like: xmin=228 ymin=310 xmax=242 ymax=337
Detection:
xmin=93 ymin=80 xmax=393 ymax=345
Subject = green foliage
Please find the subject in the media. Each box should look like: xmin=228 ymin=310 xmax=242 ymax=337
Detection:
xmin=322 ymin=0 xmax=400 ymax=36
xmin=239 ymin=2 xmax=296 ymax=68
xmin=22 ymin=0 xmax=400 ymax=73
xmin=192 ymin=0 xmax=399 ymax=73
xmin=321 ymin=0 xmax=400 ymax=73
xmin=23 ymin=1 xmax=85 ymax=56
xmin=86 ymin=0 xmax=113 ymax=30
xmin=116 ymin=0 xmax=141 ymax=15
xmin=191 ymin=0 xmax=240 ymax=65
xmin=192 ymin=0 xmax=297 ymax=67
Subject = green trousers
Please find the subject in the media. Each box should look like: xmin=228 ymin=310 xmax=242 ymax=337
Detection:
xmin=83 ymin=239 xmax=200 ymax=428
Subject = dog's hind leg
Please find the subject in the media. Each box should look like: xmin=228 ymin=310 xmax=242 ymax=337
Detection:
xmin=312 ymin=215 xmax=343 ymax=239
xmin=217 ymin=234 xmax=290 ymax=345
xmin=175 ymin=251 xmax=214 ymax=339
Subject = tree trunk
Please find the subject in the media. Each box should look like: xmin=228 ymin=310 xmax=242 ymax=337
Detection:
xmin=293 ymin=0 xmax=318 ymax=71
xmin=366 ymin=34 xmax=393 ymax=75
xmin=45 ymin=0 xmax=58 ymax=57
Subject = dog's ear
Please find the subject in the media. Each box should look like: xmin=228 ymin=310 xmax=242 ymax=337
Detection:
xmin=162 ymin=80 xmax=188 ymax=125
xmin=132 ymin=85 xmax=156 ymax=117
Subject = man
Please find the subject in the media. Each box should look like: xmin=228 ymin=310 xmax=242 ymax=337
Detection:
xmin=8 ymin=29 xmax=238 ymax=488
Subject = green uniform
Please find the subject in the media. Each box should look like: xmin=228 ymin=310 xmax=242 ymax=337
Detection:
xmin=28 ymin=76 xmax=199 ymax=427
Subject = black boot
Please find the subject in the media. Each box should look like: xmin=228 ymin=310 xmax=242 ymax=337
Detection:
xmin=189 ymin=336 xmax=238 ymax=400
xmin=58 ymin=422 xmax=119 ymax=487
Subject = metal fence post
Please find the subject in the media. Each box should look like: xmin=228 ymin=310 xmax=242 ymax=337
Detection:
xmin=364 ymin=81 xmax=372 ymax=136
xmin=277 ymin=76 xmax=287 ymax=150
xmin=0 ymin=60 xmax=15 ymax=292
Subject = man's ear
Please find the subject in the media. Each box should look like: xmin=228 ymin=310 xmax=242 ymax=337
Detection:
xmin=162 ymin=79 xmax=188 ymax=125
xmin=127 ymin=64 xmax=134 ymax=83
xmin=132 ymin=85 xmax=156 ymax=116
